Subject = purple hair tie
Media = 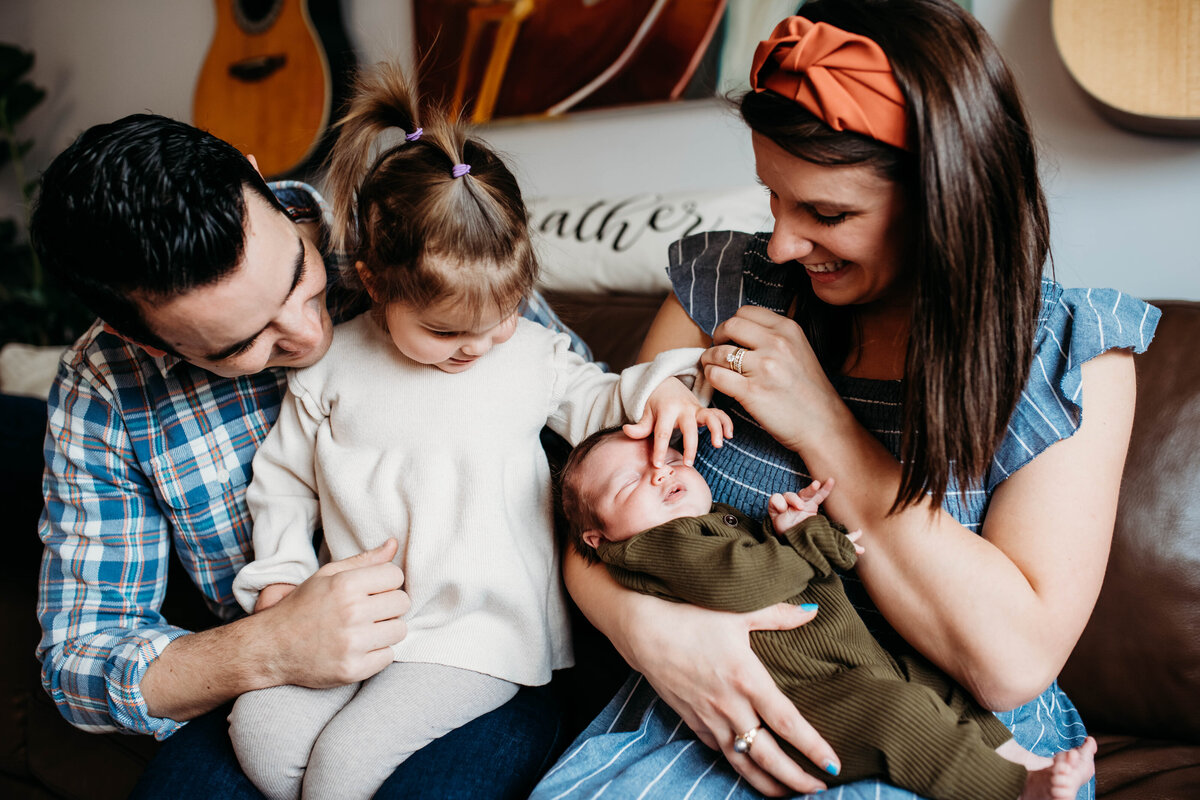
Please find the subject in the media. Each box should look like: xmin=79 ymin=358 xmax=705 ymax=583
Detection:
xmin=405 ymin=127 xmax=423 ymax=141
xmin=452 ymin=163 xmax=471 ymax=178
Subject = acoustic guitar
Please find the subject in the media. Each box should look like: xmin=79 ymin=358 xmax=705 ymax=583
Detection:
xmin=194 ymin=0 xmax=353 ymax=177
xmin=1052 ymin=0 xmax=1200 ymax=136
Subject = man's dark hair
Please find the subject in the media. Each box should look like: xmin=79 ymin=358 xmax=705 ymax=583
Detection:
xmin=30 ymin=113 xmax=285 ymax=351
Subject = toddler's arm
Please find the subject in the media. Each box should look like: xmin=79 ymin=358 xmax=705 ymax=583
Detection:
xmin=232 ymin=373 xmax=326 ymax=613
xmin=254 ymin=582 xmax=298 ymax=612
xmin=548 ymin=344 xmax=728 ymax=463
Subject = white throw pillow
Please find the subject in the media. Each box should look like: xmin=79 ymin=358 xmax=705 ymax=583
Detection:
xmin=527 ymin=186 xmax=771 ymax=294
xmin=0 ymin=342 xmax=68 ymax=399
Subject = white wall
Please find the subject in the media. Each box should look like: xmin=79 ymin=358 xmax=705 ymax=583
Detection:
xmin=3 ymin=0 xmax=1198 ymax=299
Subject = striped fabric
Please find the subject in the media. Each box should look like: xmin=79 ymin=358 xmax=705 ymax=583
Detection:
xmin=597 ymin=507 xmax=1026 ymax=799
xmin=532 ymin=231 xmax=1159 ymax=800
xmin=35 ymin=181 xmax=594 ymax=738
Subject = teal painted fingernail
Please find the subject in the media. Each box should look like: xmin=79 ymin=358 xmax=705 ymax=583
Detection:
xmin=824 ymin=761 xmax=840 ymax=776
xmin=800 ymin=603 xmax=819 ymax=612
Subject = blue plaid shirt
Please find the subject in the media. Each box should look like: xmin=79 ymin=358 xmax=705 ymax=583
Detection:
xmin=35 ymin=182 xmax=593 ymax=738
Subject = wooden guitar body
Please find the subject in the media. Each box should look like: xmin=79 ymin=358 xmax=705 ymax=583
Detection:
xmin=1052 ymin=0 xmax=1200 ymax=136
xmin=193 ymin=0 xmax=333 ymax=177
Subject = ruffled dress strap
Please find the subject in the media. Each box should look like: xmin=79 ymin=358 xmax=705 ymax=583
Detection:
xmin=987 ymin=281 xmax=1160 ymax=493
xmin=667 ymin=230 xmax=803 ymax=334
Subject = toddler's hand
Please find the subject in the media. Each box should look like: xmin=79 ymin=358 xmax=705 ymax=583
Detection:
xmin=625 ymin=377 xmax=734 ymax=466
xmin=768 ymin=479 xmax=835 ymax=533
xmin=254 ymin=582 xmax=297 ymax=613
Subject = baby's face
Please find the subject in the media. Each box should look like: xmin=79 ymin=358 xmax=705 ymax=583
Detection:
xmin=580 ymin=436 xmax=713 ymax=546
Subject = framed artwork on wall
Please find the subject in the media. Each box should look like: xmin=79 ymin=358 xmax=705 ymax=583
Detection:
xmin=412 ymin=0 xmax=800 ymax=123
xmin=413 ymin=0 xmax=973 ymax=124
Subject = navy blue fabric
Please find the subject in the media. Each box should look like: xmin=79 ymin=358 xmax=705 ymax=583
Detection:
xmin=130 ymin=684 xmax=564 ymax=799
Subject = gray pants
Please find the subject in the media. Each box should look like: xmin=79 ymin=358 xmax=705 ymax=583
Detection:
xmin=228 ymin=662 xmax=519 ymax=800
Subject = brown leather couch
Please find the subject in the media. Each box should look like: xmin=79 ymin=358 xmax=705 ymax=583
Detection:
xmin=2 ymin=293 xmax=1197 ymax=799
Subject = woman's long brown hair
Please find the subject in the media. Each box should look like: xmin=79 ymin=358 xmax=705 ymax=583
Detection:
xmin=742 ymin=0 xmax=1049 ymax=512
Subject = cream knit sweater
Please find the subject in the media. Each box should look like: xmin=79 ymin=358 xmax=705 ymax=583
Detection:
xmin=232 ymin=313 xmax=701 ymax=687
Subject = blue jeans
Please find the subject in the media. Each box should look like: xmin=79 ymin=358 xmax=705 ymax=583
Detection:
xmin=129 ymin=683 xmax=564 ymax=799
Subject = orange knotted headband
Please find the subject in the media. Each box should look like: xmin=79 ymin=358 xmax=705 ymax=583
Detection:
xmin=750 ymin=17 xmax=909 ymax=151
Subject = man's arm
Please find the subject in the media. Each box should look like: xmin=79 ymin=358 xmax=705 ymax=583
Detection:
xmin=37 ymin=358 xmax=195 ymax=737
xmin=140 ymin=540 xmax=405 ymax=722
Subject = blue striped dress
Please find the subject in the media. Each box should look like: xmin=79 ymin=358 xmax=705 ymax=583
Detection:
xmin=532 ymin=231 xmax=1160 ymax=800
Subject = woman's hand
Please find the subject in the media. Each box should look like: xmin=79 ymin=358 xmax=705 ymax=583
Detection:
xmin=619 ymin=594 xmax=840 ymax=795
xmin=700 ymin=306 xmax=841 ymax=454
xmin=624 ymin=376 xmax=733 ymax=466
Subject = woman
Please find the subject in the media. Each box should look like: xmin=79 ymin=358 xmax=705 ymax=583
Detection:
xmin=533 ymin=1 xmax=1158 ymax=798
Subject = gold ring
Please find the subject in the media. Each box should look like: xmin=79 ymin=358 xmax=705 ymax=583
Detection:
xmin=726 ymin=347 xmax=747 ymax=375
xmin=732 ymin=725 xmax=760 ymax=754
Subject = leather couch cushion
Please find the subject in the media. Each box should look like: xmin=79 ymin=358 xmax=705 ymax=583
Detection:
xmin=1092 ymin=735 xmax=1200 ymax=798
xmin=543 ymin=290 xmax=667 ymax=371
xmin=1060 ymin=301 xmax=1200 ymax=743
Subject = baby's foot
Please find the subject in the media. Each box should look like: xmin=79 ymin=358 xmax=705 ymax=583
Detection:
xmin=1019 ymin=737 xmax=1097 ymax=800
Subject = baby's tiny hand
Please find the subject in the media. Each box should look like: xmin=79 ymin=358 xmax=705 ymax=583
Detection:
xmin=768 ymin=479 xmax=834 ymax=532
xmin=845 ymin=529 xmax=866 ymax=556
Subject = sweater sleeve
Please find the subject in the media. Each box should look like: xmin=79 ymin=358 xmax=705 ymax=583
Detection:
xmin=546 ymin=339 xmax=706 ymax=446
xmin=231 ymin=370 xmax=325 ymax=612
xmin=598 ymin=515 xmax=819 ymax=612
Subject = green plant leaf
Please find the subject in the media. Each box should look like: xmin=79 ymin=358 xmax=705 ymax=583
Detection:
xmin=0 ymin=44 xmax=35 ymax=94
xmin=0 ymin=43 xmax=80 ymax=346
xmin=4 ymin=81 xmax=45 ymax=127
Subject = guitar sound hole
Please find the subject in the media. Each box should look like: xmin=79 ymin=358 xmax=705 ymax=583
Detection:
xmin=229 ymin=54 xmax=288 ymax=82
xmin=233 ymin=0 xmax=284 ymax=34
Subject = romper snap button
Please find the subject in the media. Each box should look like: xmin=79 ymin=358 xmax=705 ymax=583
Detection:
xmin=723 ymin=514 xmax=739 ymax=526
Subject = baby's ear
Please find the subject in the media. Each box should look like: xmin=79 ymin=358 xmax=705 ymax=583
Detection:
xmin=581 ymin=530 xmax=603 ymax=550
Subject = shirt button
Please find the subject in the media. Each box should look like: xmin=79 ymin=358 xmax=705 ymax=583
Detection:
xmin=723 ymin=514 xmax=739 ymax=526
xmin=216 ymin=468 xmax=231 ymax=484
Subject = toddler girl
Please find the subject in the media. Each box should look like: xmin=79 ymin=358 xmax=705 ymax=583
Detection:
xmin=226 ymin=64 xmax=728 ymax=800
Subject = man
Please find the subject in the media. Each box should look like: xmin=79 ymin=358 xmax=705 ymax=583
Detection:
xmin=30 ymin=114 xmax=586 ymax=797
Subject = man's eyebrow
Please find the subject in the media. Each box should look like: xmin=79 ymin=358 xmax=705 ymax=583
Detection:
xmin=204 ymin=236 xmax=306 ymax=362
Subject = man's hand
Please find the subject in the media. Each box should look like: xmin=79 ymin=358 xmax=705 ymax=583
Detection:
xmin=257 ymin=538 xmax=410 ymax=688
xmin=623 ymin=377 xmax=733 ymax=466
xmin=768 ymin=479 xmax=834 ymax=533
